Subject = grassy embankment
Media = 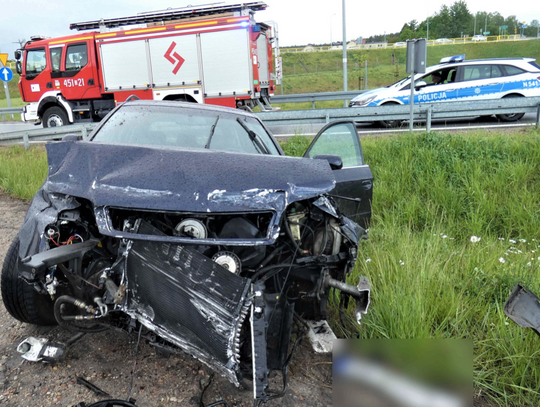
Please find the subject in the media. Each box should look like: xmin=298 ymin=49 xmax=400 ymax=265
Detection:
xmin=274 ymin=39 xmax=540 ymax=110
xmin=2 ymin=128 xmax=540 ymax=404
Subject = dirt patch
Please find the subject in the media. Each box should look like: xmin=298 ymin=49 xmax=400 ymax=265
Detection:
xmin=0 ymin=193 xmax=332 ymax=406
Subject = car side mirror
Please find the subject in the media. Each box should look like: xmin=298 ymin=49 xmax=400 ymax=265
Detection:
xmin=62 ymin=134 xmax=82 ymax=142
xmin=14 ymin=50 xmax=21 ymax=60
xmin=415 ymin=80 xmax=428 ymax=90
xmin=313 ymin=154 xmax=343 ymax=170
xmin=15 ymin=61 xmax=22 ymax=75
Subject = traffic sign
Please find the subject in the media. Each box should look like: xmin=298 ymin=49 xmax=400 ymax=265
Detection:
xmin=0 ymin=67 xmax=13 ymax=82
xmin=0 ymin=53 xmax=7 ymax=67
xmin=501 ymin=25 xmax=508 ymax=29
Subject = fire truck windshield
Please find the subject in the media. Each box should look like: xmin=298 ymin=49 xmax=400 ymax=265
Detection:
xmin=25 ymin=49 xmax=47 ymax=75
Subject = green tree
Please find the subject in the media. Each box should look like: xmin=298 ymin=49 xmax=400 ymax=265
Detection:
xmin=449 ymin=0 xmax=473 ymax=37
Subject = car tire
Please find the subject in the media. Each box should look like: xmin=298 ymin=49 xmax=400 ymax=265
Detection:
xmin=497 ymin=95 xmax=525 ymax=122
xmin=378 ymin=102 xmax=402 ymax=128
xmin=1 ymin=237 xmax=57 ymax=326
xmin=42 ymin=106 xmax=69 ymax=128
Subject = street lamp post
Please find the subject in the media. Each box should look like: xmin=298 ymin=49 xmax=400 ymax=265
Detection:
xmin=330 ymin=13 xmax=336 ymax=46
xmin=342 ymin=0 xmax=347 ymax=104
xmin=474 ymin=12 xmax=477 ymax=36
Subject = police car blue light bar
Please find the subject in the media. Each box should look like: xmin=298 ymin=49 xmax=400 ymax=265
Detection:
xmin=440 ymin=55 xmax=466 ymax=64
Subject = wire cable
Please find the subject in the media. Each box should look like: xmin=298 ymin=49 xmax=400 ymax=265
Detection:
xmin=126 ymin=324 xmax=143 ymax=401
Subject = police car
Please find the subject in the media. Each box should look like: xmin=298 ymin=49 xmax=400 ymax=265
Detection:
xmin=349 ymin=55 xmax=540 ymax=127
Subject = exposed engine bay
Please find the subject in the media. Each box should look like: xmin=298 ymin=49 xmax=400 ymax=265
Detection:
xmin=15 ymin=193 xmax=369 ymax=401
xmin=6 ymin=140 xmax=371 ymax=403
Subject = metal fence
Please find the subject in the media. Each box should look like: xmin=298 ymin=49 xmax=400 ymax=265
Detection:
xmin=0 ymin=107 xmax=23 ymax=121
xmin=1 ymin=96 xmax=539 ymax=148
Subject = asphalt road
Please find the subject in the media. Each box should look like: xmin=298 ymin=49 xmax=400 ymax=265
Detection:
xmin=266 ymin=112 xmax=538 ymax=138
xmin=0 ymin=112 xmax=537 ymax=137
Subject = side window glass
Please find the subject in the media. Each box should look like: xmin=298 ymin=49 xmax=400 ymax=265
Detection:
xmin=504 ymin=65 xmax=525 ymax=76
xmin=491 ymin=65 xmax=503 ymax=78
xmin=463 ymin=66 xmax=490 ymax=81
xmin=305 ymin=122 xmax=363 ymax=168
xmin=50 ymin=48 xmax=62 ymax=72
xmin=65 ymin=43 xmax=88 ymax=71
xmin=25 ymin=49 xmax=47 ymax=75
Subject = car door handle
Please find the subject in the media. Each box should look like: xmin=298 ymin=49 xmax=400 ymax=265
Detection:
xmin=445 ymin=88 xmax=456 ymax=92
xmin=361 ymin=180 xmax=372 ymax=190
xmin=488 ymin=82 xmax=501 ymax=86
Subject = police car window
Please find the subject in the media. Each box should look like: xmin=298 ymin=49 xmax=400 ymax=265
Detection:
xmin=65 ymin=44 xmax=88 ymax=71
xmin=25 ymin=49 xmax=46 ymax=75
xmin=528 ymin=61 xmax=540 ymax=70
xmin=463 ymin=66 xmax=490 ymax=81
xmin=490 ymin=65 xmax=503 ymax=78
xmin=50 ymin=48 xmax=62 ymax=72
xmin=503 ymin=65 xmax=525 ymax=76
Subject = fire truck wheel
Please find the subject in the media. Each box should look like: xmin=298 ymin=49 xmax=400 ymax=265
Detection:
xmin=43 ymin=107 xmax=69 ymax=128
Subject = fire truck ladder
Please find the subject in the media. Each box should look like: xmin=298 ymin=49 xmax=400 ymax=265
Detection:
xmin=70 ymin=2 xmax=268 ymax=31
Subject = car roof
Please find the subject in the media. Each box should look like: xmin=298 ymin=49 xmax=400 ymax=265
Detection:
xmin=120 ymin=99 xmax=255 ymax=118
xmin=429 ymin=57 xmax=536 ymax=71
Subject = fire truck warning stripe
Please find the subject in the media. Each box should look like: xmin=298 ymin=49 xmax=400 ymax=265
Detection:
xmin=175 ymin=21 xmax=218 ymax=29
xmin=96 ymin=33 xmax=118 ymax=38
xmin=126 ymin=27 xmax=167 ymax=35
xmin=226 ymin=17 xmax=249 ymax=23
xmin=50 ymin=36 xmax=94 ymax=45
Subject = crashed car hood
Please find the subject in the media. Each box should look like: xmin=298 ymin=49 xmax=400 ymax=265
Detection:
xmin=45 ymin=141 xmax=336 ymax=213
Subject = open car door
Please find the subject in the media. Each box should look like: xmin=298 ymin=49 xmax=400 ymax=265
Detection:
xmin=303 ymin=121 xmax=373 ymax=228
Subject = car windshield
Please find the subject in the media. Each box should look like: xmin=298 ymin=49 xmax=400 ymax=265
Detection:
xmin=91 ymin=104 xmax=280 ymax=155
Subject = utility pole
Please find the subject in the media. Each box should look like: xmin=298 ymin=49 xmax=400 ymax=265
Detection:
xmin=342 ymin=0 xmax=347 ymax=105
xmin=474 ymin=12 xmax=477 ymax=36
xmin=427 ymin=17 xmax=429 ymax=40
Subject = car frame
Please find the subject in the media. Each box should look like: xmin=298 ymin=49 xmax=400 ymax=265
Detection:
xmin=435 ymin=38 xmax=453 ymax=44
xmin=471 ymin=34 xmax=487 ymax=42
xmin=1 ymin=100 xmax=372 ymax=404
xmin=349 ymin=55 xmax=540 ymax=127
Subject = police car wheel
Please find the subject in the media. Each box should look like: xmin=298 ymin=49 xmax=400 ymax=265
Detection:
xmin=497 ymin=95 xmax=525 ymax=122
xmin=378 ymin=103 xmax=402 ymax=128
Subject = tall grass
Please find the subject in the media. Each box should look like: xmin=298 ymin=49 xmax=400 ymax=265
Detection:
xmin=0 ymin=145 xmax=47 ymax=199
xmin=283 ymin=128 xmax=540 ymax=405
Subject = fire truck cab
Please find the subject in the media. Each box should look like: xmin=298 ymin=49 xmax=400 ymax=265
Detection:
xmin=14 ymin=2 xmax=280 ymax=127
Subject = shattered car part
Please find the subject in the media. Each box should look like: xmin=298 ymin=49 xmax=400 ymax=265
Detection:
xmin=504 ymin=284 xmax=540 ymax=336
xmin=306 ymin=320 xmax=338 ymax=353
xmin=2 ymin=101 xmax=373 ymax=403
xmin=17 ymin=337 xmax=67 ymax=363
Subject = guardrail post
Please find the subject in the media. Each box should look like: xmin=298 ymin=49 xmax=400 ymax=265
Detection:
xmin=537 ymin=104 xmax=540 ymax=129
xmin=427 ymin=107 xmax=432 ymax=132
xmin=326 ymin=113 xmax=330 ymax=123
xmin=312 ymin=101 xmax=315 ymax=109
xmin=23 ymin=133 xmax=29 ymax=150
xmin=82 ymin=126 xmax=88 ymax=140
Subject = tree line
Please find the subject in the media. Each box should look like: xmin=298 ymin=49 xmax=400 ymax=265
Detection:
xmin=365 ymin=0 xmax=539 ymax=43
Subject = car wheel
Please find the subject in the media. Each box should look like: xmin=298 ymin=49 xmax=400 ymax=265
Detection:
xmin=1 ymin=236 xmax=57 ymax=326
xmin=378 ymin=102 xmax=402 ymax=128
xmin=42 ymin=106 xmax=68 ymax=128
xmin=497 ymin=95 xmax=525 ymax=122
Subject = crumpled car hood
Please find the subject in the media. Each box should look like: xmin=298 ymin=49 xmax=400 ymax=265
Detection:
xmin=45 ymin=141 xmax=336 ymax=213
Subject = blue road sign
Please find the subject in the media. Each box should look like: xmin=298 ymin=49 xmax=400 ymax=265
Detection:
xmin=0 ymin=66 xmax=13 ymax=82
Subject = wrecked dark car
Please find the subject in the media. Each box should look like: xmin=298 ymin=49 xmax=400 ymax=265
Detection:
xmin=1 ymin=100 xmax=372 ymax=403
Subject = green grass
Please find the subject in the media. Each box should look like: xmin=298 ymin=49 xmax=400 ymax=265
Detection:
xmin=0 ymin=145 xmax=47 ymax=199
xmin=279 ymin=39 xmax=540 ymax=94
xmin=3 ymin=128 xmax=540 ymax=404
xmin=282 ymin=128 xmax=540 ymax=406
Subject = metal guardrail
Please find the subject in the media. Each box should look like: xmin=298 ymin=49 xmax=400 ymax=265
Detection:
xmin=255 ymin=97 xmax=540 ymax=131
xmin=0 ymin=107 xmax=23 ymax=121
xmin=272 ymin=90 xmax=366 ymax=107
xmin=1 ymin=97 xmax=539 ymax=148
xmin=0 ymin=124 xmax=97 ymax=149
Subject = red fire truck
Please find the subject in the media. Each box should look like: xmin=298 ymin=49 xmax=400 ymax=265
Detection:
xmin=14 ymin=2 xmax=280 ymax=127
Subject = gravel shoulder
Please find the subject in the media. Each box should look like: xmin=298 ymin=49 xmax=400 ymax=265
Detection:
xmin=0 ymin=192 xmax=332 ymax=407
